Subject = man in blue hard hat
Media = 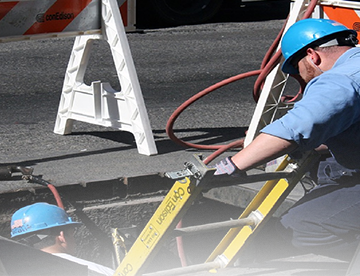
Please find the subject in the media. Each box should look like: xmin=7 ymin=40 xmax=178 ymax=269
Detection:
xmin=215 ymin=18 xmax=360 ymax=261
xmin=11 ymin=202 xmax=115 ymax=276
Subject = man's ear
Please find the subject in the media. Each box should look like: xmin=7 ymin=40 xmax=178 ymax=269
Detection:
xmin=306 ymin=48 xmax=321 ymax=65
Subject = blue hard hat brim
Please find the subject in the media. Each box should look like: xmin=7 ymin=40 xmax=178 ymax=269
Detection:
xmin=11 ymin=221 xmax=82 ymax=238
xmin=282 ymin=58 xmax=300 ymax=75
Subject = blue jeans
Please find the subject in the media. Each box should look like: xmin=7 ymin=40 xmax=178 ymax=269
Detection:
xmin=279 ymin=157 xmax=360 ymax=260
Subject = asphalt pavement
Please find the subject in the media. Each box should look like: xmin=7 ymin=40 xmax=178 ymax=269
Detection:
xmin=0 ymin=16 xmax=287 ymax=191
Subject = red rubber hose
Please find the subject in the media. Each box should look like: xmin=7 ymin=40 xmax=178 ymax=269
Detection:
xmin=47 ymin=184 xmax=64 ymax=209
xmin=172 ymin=0 xmax=319 ymax=266
xmin=166 ymin=70 xmax=261 ymax=150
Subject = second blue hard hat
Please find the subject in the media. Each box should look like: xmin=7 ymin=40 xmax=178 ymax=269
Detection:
xmin=11 ymin=202 xmax=82 ymax=238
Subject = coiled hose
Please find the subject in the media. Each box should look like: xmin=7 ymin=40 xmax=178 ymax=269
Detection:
xmin=171 ymin=0 xmax=318 ymax=266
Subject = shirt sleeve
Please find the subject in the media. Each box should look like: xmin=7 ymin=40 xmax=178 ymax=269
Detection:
xmin=261 ymin=72 xmax=360 ymax=151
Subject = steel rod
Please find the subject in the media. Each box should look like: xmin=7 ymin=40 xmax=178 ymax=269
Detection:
xmin=171 ymin=217 xmax=255 ymax=237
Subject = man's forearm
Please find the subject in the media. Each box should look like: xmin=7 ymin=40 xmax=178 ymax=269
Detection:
xmin=231 ymin=133 xmax=298 ymax=171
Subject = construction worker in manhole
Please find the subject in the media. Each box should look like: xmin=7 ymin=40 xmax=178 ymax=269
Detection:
xmin=10 ymin=202 xmax=115 ymax=276
xmin=215 ymin=18 xmax=360 ymax=262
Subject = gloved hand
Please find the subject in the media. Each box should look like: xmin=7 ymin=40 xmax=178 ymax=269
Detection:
xmin=214 ymin=157 xmax=245 ymax=177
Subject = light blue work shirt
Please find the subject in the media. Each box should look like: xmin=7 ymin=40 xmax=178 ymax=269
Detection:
xmin=262 ymin=47 xmax=360 ymax=169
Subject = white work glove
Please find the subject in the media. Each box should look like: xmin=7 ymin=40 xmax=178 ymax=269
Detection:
xmin=214 ymin=157 xmax=245 ymax=177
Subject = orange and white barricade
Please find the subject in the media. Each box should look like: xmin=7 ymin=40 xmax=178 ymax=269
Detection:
xmin=314 ymin=0 xmax=360 ymax=37
xmin=0 ymin=0 xmax=158 ymax=156
xmin=119 ymin=0 xmax=136 ymax=32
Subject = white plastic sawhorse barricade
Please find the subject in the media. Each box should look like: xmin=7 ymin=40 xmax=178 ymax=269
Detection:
xmin=0 ymin=0 xmax=155 ymax=155
xmin=54 ymin=0 xmax=157 ymax=156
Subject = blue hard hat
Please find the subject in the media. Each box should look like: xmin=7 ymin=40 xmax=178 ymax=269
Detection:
xmin=11 ymin=202 xmax=82 ymax=238
xmin=281 ymin=18 xmax=357 ymax=74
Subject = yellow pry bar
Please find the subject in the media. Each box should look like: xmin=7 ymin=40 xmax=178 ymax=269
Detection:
xmin=113 ymin=177 xmax=203 ymax=276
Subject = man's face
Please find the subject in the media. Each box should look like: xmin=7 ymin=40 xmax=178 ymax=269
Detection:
xmin=297 ymin=56 xmax=320 ymax=84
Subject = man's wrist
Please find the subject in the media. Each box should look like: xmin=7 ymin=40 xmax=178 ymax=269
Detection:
xmin=214 ymin=157 xmax=245 ymax=177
